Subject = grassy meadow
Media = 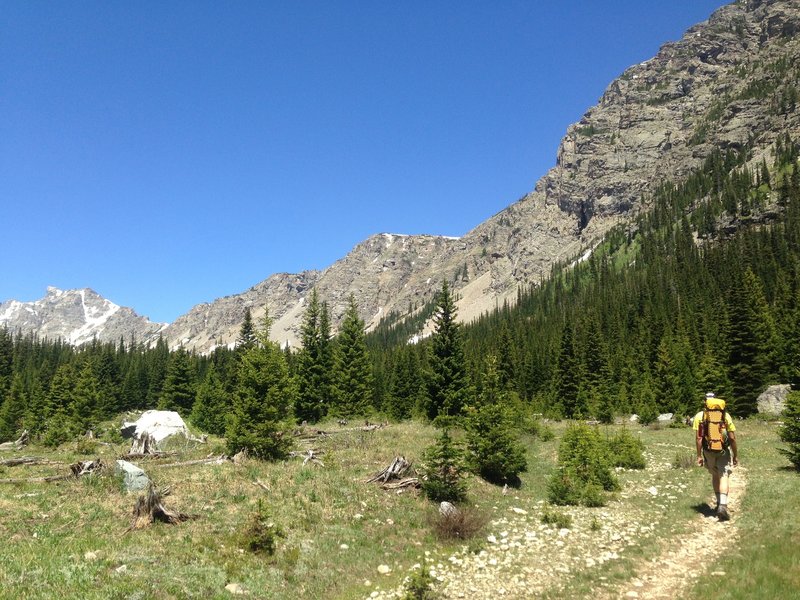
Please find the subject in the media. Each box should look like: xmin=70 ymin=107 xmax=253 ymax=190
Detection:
xmin=0 ymin=418 xmax=796 ymax=599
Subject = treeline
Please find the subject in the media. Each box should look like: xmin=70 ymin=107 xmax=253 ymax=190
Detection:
xmin=2 ymin=137 xmax=800 ymax=445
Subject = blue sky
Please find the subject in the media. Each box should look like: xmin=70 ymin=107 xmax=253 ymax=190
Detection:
xmin=1 ymin=1 xmax=724 ymax=323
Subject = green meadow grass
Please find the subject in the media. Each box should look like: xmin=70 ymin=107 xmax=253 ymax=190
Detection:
xmin=0 ymin=419 xmax=796 ymax=599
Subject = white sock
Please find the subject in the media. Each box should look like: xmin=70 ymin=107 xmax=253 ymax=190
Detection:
xmin=719 ymin=493 xmax=728 ymax=506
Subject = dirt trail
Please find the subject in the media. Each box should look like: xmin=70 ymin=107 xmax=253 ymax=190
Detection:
xmin=602 ymin=467 xmax=749 ymax=600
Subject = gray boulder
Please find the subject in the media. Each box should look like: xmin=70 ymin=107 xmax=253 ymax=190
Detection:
xmin=114 ymin=460 xmax=151 ymax=493
xmin=757 ymin=384 xmax=792 ymax=416
xmin=657 ymin=413 xmax=674 ymax=424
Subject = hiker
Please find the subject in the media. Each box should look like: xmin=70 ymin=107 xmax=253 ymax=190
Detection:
xmin=693 ymin=392 xmax=739 ymax=521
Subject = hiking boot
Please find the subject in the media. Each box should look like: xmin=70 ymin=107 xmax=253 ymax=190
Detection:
xmin=717 ymin=505 xmax=730 ymax=521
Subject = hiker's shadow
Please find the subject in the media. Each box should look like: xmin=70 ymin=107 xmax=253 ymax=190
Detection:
xmin=691 ymin=503 xmax=716 ymax=517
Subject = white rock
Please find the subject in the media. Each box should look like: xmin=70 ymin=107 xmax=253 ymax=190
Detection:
xmin=339 ymin=544 xmax=349 ymax=550
xmin=115 ymin=564 xmax=128 ymax=574
xmin=84 ymin=551 xmax=98 ymax=561
xmin=225 ymin=583 xmax=246 ymax=595
xmin=377 ymin=564 xmax=391 ymax=575
xmin=487 ymin=535 xmax=498 ymax=544
xmin=647 ymin=486 xmax=659 ymax=496
xmin=511 ymin=507 xmax=528 ymax=515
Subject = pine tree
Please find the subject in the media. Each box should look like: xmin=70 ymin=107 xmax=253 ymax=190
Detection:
xmin=226 ymin=309 xmax=297 ymax=459
xmin=423 ymin=281 xmax=469 ymax=420
xmin=332 ymin=295 xmax=373 ymax=418
xmin=236 ymin=307 xmax=256 ymax=351
xmin=0 ymin=327 xmax=12 ymax=400
xmin=0 ymin=374 xmax=27 ymax=441
xmin=779 ymin=390 xmax=800 ymax=470
xmin=553 ymin=319 xmax=582 ymax=418
xmin=158 ymin=348 xmax=196 ymax=414
xmin=295 ymin=289 xmax=334 ymax=423
xmin=71 ymin=361 xmax=102 ymax=433
xmin=388 ymin=346 xmax=422 ymax=420
xmin=728 ymin=268 xmax=777 ymax=416
xmin=464 ymin=356 xmax=527 ymax=486
xmin=191 ymin=365 xmax=230 ymax=435
xmin=419 ymin=428 xmax=468 ymax=503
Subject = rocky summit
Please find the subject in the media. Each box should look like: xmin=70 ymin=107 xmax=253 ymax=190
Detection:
xmin=5 ymin=0 xmax=800 ymax=352
xmin=0 ymin=287 xmax=165 ymax=346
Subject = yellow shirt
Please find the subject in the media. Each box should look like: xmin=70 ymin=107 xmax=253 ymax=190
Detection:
xmin=692 ymin=410 xmax=736 ymax=432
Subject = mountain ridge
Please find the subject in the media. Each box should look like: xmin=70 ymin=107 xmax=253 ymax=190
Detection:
xmin=4 ymin=0 xmax=800 ymax=352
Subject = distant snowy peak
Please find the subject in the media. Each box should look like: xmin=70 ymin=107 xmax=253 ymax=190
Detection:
xmin=0 ymin=287 xmax=166 ymax=346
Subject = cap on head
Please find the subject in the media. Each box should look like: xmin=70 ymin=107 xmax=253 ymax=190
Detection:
xmin=705 ymin=392 xmax=715 ymax=398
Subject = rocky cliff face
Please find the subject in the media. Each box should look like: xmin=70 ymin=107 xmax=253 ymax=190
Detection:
xmin=6 ymin=1 xmax=800 ymax=352
xmin=0 ymin=287 xmax=165 ymax=346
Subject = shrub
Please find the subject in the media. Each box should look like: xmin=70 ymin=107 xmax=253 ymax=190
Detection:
xmin=464 ymin=403 xmax=527 ymax=486
xmin=428 ymin=504 xmax=489 ymax=542
xmin=241 ymin=500 xmax=284 ymax=556
xmin=403 ymin=566 xmax=440 ymax=600
xmin=547 ymin=424 xmax=619 ymax=506
xmin=607 ymin=428 xmax=646 ymax=469
xmin=75 ymin=437 xmax=98 ymax=455
xmin=540 ymin=507 xmax=572 ymax=529
xmin=419 ymin=429 xmax=468 ymax=503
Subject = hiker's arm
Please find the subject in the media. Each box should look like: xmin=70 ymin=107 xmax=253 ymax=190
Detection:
xmin=729 ymin=431 xmax=738 ymax=466
xmin=696 ymin=429 xmax=704 ymax=466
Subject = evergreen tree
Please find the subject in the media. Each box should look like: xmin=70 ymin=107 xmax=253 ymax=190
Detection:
xmin=388 ymin=346 xmax=422 ymax=420
xmin=191 ymin=365 xmax=230 ymax=435
xmin=226 ymin=310 xmax=296 ymax=459
xmin=0 ymin=374 xmax=27 ymax=440
xmin=423 ymin=281 xmax=469 ymax=420
xmin=236 ymin=307 xmax=256 ymax=351
xmin=71 ymin=361 xmax=102 ymax=433
xmin=332 ymin=295 xmax=373 ymax=418
xmin=727 ymin=268 xmax=777 ymax=416
xmin=295 ymin=289 xmax=334 ymax=423
xmin=779 ymin=390 xmax=800 ymax=470
xmin=419 ymin=428 xmax=468 ymax=503
xmin=0 ymin=327 xmax=12 ymax=399
xmin=464 ymin=356 xmax=528 ymax=486
xmin=553 ymin=319 xmax=582 ymax=418
xmin=158 ymin=347 xmax=196 ymax=413
xmin=146 ymin=336 xmax=170 ymax=407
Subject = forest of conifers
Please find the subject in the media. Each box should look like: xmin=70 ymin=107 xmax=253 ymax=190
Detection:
xmin=1 ymin=135 xmax=799 ymax=445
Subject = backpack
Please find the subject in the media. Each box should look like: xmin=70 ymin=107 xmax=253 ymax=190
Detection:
xmin=702 ymin=398 xmax=728 ymax=452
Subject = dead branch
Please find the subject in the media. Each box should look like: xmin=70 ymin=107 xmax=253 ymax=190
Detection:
xmin=0 ymin=430 xmax=29 ymax=452
xmin=0 ymin=474 xmax=74 ymax=484
xmin=289 ymin=449 xmax=325 ymax=466
xmin=366 ymin=456 xmax=413 ymax=484
xmin=126 ymin=485 xmax=192 ymax=531
xmin=253 ymin=478 xmax=271 ymax=492
xmin=70 ymin=459 xmax=104 ymax=477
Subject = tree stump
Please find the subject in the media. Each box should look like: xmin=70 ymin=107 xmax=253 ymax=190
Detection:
xmin=127 ymin=485 xmax=191 ymax=531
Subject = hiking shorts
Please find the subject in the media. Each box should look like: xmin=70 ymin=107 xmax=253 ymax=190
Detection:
xmin=703 ymin=449 xmax=733 ymax=477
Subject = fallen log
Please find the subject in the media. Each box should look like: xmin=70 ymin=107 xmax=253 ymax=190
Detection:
xmin=0 ymin=430 xmax=30 ymax=451
xmin=381 ymin=477 xmax=420 ymax=491
xmin=152 ymin=455 xmax=228 ymax=469
xmin=0 ymin=459 xmax=102 ymax=484
xmin=0 ymin=456 xmax=60 ymax=468
xmin=366 ymin=456 xmax=413 ymax=484
xmin=294 ymin=423 xmax=387 ymax=439
xmin=127 ymin=485 xmax=192 ymax=531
